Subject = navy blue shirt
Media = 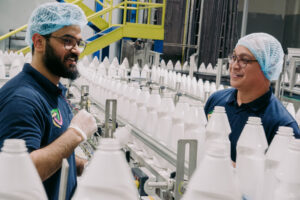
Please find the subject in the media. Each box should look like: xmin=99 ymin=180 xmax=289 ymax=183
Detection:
xmin=204 ymin=88 xmax=300 ymax=161
xmin=0 ymin=63 xmax=76 ymax=200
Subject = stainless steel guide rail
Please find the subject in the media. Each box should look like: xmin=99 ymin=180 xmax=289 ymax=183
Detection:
xmin=71 ymin=82 xmax=198 ymax=200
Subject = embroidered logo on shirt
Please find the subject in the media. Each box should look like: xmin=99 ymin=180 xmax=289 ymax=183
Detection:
xmin=51 ymin=108 xmax=63 ymax=128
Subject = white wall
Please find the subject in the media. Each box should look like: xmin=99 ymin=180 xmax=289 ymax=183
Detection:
xmin=0 ymin=0 xmax=55 ymax=51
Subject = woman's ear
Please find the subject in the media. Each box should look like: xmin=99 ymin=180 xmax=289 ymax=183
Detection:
xmin=31 ymin=33 xmax=46 ymax=53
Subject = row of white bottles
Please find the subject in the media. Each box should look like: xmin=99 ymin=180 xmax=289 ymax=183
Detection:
xmin=78 ymin=56 xmax=300 ymax=127
xmin=0 ymin=51 xmax=28 ymax=79
xmin=150 ymin=65 xmax=224 ymax=99
xmin=182 ymin=104 xmax=300 ymax=200
xmin=159 ymin=59 xmax=230 ymax=76
xmin=76 ymin=57 xmax=225 ymax=103
xmin=182 ymin=106 xmax=240 ymax=200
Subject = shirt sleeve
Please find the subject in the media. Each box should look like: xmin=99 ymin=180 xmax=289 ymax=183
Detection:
xmin=204 ymin=94 xmax=215 ymax=119
xmin=0 ymin=96 xmax=45 ymax=152
xmin=290 ymin=121 xmax=300 ymax=139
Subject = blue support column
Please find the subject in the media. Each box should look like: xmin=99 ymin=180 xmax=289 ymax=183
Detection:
xmin=130 ymin=0 xmax=137 ymax=22
xmin=154 ymin=40 xmax=163 ymax=53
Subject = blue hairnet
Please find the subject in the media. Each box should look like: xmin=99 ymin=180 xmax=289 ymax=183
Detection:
xmin=26 ymin=2 xmax=87 ymax=48
xmin=236 ymin=33 xmax=284 ymax=81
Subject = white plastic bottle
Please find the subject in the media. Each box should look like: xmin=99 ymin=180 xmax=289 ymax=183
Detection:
xmin=263 ymin=126 xmax=294 ymax=200
xmin=205 ymin=106 xmax=231 ymax=150
xmin=144 ymin=86 xmax=161 ymax=136
xmin=154 ymin=92 xmax=175 ymax=145
xmin=184 ymin=101 xmax=207 ymax=163
xmin=0 ymin=58 xmax=5 ymax=79
xmin=169 ymin=97 xmax=189 ymax=152
xmin=128 ymin=83 xmax=141 ymax=124
xmin=73 ymin=138 xmax=139 ymax=200
xmin=182 ymin=140 xmax=240 ymax=200
xmin=135 ymin=87 xmax=150 ymax=130
xmin=0 ymin=139 xmax=47 ymax=200
xmin=236 ymin=117 xmax=268 ymax=200
xmin=274 ymin=138 xmax=300 ymax=200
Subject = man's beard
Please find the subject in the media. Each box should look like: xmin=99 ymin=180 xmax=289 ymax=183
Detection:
xmin=43 ymin=41 xmax=80 ymax=80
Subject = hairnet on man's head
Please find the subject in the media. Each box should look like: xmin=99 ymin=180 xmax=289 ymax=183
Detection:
xmin=25 ymin=2 xmax=87 ymax=48
xmin=236 ymin=33 xmax=284 ymax=81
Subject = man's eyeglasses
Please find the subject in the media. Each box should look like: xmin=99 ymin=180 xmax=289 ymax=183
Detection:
xmin=228 ymin=54 xmax=258 ymax=68
xmin=44 ymin=35 xmax=87 ymax=53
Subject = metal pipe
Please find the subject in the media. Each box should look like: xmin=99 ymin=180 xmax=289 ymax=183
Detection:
xmin=161 ymin=0 xmax=166 ymax=28
xmin=241 ymin=0 xmax=249 ymax=37
xmin=181 ymin=0 xmax=191 ymax=64
xmin=186 ymin=0 xmax=195 ymax=60
xmin=196 ymin=0 xmax=205 ymax=66
xmin=147 ymin=181 xmax=168 ymax=188
xmin=0 ymin=24 xmax=27 ymax=42
xmin=147 ymin=0 xmax=152 ymax=24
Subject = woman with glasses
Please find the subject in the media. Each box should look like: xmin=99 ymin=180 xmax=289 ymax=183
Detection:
xmin=0 ymin=3 xmax=97 ymax=200
xmin=204 ymin=33 xmax=300 ymax=162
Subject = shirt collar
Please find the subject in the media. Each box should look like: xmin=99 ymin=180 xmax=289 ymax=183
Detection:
xmin=228 ymin=87 xmax=272 ymax=112
xmin=22 ymin=63 xmax=65 ymax=96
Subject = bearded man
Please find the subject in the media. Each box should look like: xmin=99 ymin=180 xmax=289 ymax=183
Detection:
xmin=0 ymin=3 xmax=97 ymax=200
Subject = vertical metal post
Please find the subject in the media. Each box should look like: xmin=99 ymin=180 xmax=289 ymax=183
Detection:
xmin=174 ymin=139 xmax=197 ymax=200
xmin=181 ymin=0 xmax=191 ymax=63
xmin=80 ymin=85 xmax=90 ymax=112
xmin=151 ymin=0 xmax=156 ymax=25
xmin=189 ymin=54 xmax=196 ymax=77
xmin=186 ymin=0 xmax=195 ymax=60
xmin=161 ymin=0 xmax=166 ymax=28
xmin=109 ymin=0 xmax=113 ymax=26
xmin=104 ymin=99 xmax=117 ymax=138
xmin=147 ymin=0 xmax=152 ymax=24
xmin=274 ymin=72 xmax=282 ymax=99
xmin=136 ymin=1 xmax=139 ymax=23
xmin=123 ymin=0 xmax=127 ymax=24
xmin=241 ymin=0 xmax=249 ymax=37
xmin=58 ymin=159 xmax=69 ymax=200
xmin=196 ymin=0 xmax=205 ymax=67
xmin=216 ymin=58 xmax=223 ymax=89
xmin=196 ymin=0 xmax=204 ymax=55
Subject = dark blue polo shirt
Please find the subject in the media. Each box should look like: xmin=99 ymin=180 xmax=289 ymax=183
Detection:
xmin=0 ymin=63 xmax=76 ymax=200
xmin=204 ymin=88 xmax=300 ymax=161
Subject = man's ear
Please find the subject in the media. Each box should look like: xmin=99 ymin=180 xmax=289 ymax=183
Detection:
xmin=32 ymin=33 xmax=46 ymax=53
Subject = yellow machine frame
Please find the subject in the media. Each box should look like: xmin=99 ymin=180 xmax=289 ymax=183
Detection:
xmin=0 ymin=0 xmax=166 ymax=58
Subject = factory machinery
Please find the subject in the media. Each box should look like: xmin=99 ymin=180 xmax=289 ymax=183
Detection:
xmin=64 ymin=54 xmax=300 ymax=199
xmin=68 ymin=63 xmax=204 ymax=200
xmin=1 ymin=50 xmax=300 ymax=199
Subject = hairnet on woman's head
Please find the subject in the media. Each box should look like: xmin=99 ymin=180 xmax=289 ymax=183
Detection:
xmin=236 ymin=33 xmax=284 ymax=81
xmin=25 ymin=2 xmax=87 ymax=48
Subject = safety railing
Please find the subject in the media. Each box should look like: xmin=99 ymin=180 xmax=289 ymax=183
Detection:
xmin=0 ymin=0 xmax=165 ymax=55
